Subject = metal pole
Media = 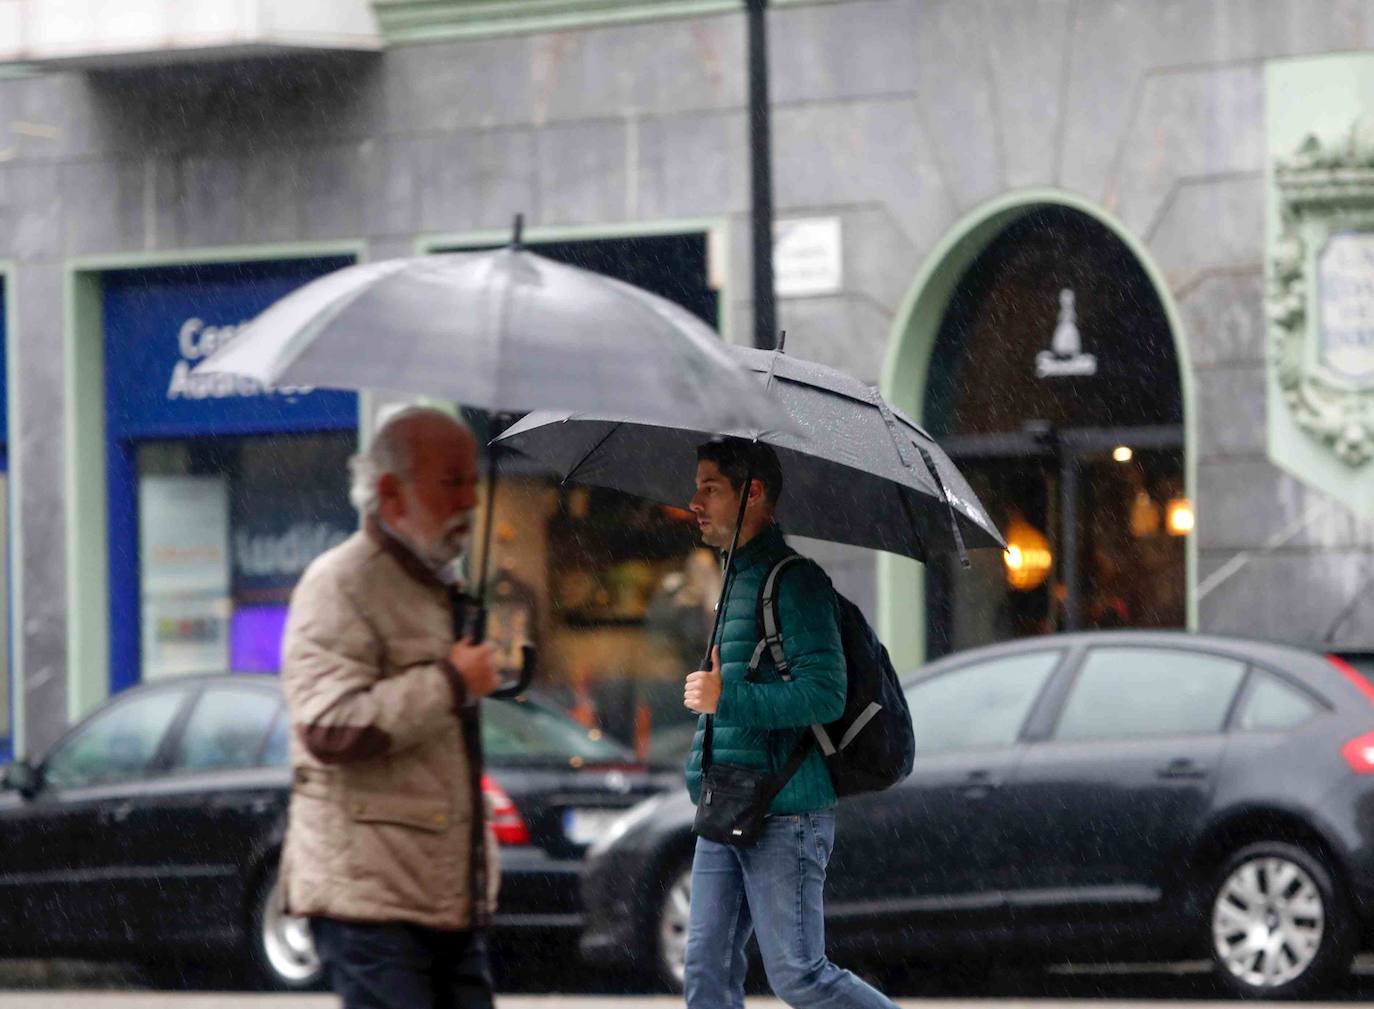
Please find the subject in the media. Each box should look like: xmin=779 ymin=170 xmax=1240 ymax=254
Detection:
xmin=746 ymin=0 xmax=777 ymax=350
xmin=1059 ymin=451 xmax=1080 ymax=631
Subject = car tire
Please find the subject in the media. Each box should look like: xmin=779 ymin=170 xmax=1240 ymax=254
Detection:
xmin=652 ymin=859 xmax=693 ymax=993
xmin=245 ymin=862 xmax=326 ymax=991
xmin=1207 ymin=840 xmax=1354 ymax=999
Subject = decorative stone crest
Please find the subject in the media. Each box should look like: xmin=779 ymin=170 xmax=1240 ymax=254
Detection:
xmin=1268 ymin=116 xmax=1374 ymax=466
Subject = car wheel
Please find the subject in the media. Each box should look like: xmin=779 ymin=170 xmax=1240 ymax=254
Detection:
xmin=247 ymin=864 xmax=325 ymax=991
xmin=1208 ymin=841 xmax=1354 ymax=999
xmin=654 ymin=860 xmax=692 ymax=993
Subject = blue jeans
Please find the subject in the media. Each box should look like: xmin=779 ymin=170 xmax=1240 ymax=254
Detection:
xmin=684 ymin=811 xmax=897 ymax=1009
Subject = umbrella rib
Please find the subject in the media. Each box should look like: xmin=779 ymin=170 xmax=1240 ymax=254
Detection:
xmin=561 ymin=422 xmax=624 ymax=485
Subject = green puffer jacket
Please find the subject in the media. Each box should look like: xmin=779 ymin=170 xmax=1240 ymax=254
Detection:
xmin=684 ymin=523 xmax=846 ymax=814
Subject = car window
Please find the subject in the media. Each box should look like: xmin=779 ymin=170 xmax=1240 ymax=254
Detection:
xmin=481 ymin=698 xmax=633 ymax=765
xmin=43 ymin=689 xmax=186 ymax=789
xmin=170 ymin=685 xmax=281 ymax=772
xmin=1235 ymin=671 xmax=1322 ymax=732
xmin=906 ymin=651 xmax=1060 ymax=754
xmin=1055 ymin=647 xmax=1246 ymax=741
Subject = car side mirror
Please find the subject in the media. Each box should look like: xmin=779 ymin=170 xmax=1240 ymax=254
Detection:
xmin=2 ymin=760 xmax=40 ymax=797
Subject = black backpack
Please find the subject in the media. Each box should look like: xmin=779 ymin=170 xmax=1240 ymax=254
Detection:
xmin=752 ymin=556 xmax=916 ymax=797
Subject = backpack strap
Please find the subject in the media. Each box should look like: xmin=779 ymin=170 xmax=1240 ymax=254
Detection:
xmin=752 ymin=555 xmax=839 ymax=757
xmin=751 ymin=556 xmax=807 ymax=680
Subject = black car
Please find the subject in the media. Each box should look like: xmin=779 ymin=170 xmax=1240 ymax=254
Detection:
xmin=0 ymin=673 xmax=664 ymax=989
xmin=581 ymin=631 xmax=1374 ymax=998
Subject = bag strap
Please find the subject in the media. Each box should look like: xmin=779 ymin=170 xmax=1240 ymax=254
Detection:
xmin=751 ymin=556 xmax=839 ymax=757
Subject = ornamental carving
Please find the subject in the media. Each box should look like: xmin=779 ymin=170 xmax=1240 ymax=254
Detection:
xmin=1268 ymin=117 xmax=1374 ymax=466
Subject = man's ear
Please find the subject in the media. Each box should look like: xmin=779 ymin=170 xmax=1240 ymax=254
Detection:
xmin=378 ymin=472 xmax=403 ymax=514
xmin=748 ymin=477 xmax=767 ymax=507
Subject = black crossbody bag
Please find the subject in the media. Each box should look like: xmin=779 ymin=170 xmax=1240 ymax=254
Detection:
xmin=693 ymin=713 xmax=811 ymax=848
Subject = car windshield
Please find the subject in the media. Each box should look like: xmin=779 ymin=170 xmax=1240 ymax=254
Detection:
xmin=481 ymin=698 xmax=633 ymax=766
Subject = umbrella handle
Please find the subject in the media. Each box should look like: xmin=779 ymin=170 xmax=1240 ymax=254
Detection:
xmin=490 ymin=644 xmax=537 ymax=700
xmin=464 ymin=604 xmax=488 ymax=643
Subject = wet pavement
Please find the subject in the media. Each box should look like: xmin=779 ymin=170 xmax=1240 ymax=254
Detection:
xmin=7 ymin=954 xmax=1374 ymax=1005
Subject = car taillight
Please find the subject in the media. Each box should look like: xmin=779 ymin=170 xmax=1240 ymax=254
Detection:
xmin=1342 ymin=732 xmax=1374 ymax=774
xmin=481 ymin=774 xmax=530 ymax=846
xmin=1330 ymin=655 xmax=1374 ymax=706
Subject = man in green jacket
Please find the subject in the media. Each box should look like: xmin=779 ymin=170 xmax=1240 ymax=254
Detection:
xmin=682 ymin=438 xmax=897 ymax=1009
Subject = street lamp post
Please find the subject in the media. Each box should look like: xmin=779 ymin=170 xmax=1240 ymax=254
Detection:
xmin=746 ymin=0 xmax=777 ymax=350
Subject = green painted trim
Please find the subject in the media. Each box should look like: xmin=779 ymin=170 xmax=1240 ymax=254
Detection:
xmin=417 ymin=217 xmax=735 ymax=344
xmin=377 ymin=0 xmax=730 ymax=42
xmin=0 ymin=262 xmax=22 ymax=756
xmin=64 ymin=239 xmax=367 ymax=719
xmin=372 ymin=0 xmax=839 ymax=44
xmin=374 ymin=0 xmax=739 ymax=43
xmin=64 ymin=270 xmax=109 ymax=724
xmin=67 ymin=241 xmax=367 ymax=274
xmin=878 ymin=188 xmax=1198 ymax=672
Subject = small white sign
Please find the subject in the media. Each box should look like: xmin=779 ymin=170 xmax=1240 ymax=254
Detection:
xmin=1318 ymin=233 xmax=1374 ymax=385
xmin=139 ymin=475 xmax=231 ymax=679
xmin=773 ymin=218 xmax=843 ymax=298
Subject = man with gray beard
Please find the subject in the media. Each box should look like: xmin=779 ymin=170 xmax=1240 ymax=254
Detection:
xmin=279 ymin=407 xmax=502 ymax=1009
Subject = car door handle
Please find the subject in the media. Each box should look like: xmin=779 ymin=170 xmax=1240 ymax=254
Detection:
xmin=961 ymin=770 xmax=1001 ymax=798
xmin=102 ymin=802 xmax=134 ymax=824
xmin=1156 ymin=758 xmax=1208 ymax=780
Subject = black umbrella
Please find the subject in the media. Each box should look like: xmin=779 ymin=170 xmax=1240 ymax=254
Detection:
xmin=496 ymin=339 xmax=1004 ymax=663
xmin=496 ymin=341 xmax=1003 ymax=562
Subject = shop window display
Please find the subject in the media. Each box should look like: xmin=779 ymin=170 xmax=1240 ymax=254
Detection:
xmin=136 ymin=433 xmax=355 ymax=678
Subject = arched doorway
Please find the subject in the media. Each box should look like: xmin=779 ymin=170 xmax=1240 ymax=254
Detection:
xmin=879 ymin=193 xmax=1196 ymax=667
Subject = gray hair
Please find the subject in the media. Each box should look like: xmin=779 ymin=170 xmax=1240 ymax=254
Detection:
xmin=348 ymin=406 xmax=472 ymax=515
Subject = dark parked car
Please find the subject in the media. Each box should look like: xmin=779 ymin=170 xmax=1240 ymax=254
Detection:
xmin=581 ymin=631 xmax=1374 ymax=998
xmin=0 ymin=673 xmax=664 ymax=989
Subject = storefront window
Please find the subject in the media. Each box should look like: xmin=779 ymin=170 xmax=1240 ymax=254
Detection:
xmin=103 ymin=258 xmax=357 ymax=690
xmin=451 ymin=232 xmax=722 ymax=763
xmin=136 ymin=433 xmax=354 ymax=678
xmin=923 ymin=207 xmax=1186 ymax=656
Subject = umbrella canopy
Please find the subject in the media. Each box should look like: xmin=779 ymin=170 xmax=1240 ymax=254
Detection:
xmin=192 ymin=246 xmax=782 ymax=435
xmin=496 ymin=345 xmax=1004 ymax=563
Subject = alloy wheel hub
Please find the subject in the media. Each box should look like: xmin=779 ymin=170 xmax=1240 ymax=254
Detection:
xmin=1212 ymin=856 xmax=1324 ymax=989
xmin=660 ymin=869 xmax=692 ymax=987
xmin=262 ymin=879 xmax=322 ymax=984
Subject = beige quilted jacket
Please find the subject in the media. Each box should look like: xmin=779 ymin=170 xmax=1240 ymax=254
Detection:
xmin=279 ymin=523 xmax=499 ymax=931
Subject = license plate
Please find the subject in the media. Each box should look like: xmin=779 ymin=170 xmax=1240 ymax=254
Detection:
xmin=563 ymin=808 xmax=623 ymax=845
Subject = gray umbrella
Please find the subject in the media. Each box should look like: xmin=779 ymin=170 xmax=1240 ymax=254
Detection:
xmin=495 ymin=344 xmax=1004 ymax=564
xmin=192 ymin=225 xmax=790 ymax=695
xmin=192 ymin=238 xmax=780 ymax=435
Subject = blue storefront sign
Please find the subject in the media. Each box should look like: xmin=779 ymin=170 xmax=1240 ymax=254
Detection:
xmin=103 ymin=259 xmax=356 ymax=439
xmin=103 ymin=258 xmax=358 ymax=690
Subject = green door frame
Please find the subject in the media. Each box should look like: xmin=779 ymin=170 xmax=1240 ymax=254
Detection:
xmin=876 ymin=189 xmax=1198 ymax=673
xmin=0 ymin=261 xmax=21 ymax=756
xmin=63 ymin=240 xmax=369 ymax=722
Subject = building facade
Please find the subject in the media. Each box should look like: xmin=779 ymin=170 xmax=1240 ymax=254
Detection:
xmin=3 ymin=0 xmax=1374 ymax=756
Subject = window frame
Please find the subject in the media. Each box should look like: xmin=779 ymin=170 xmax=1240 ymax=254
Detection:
xmin=901 ymin=647 xmax=1068 ymax=755
xmin=1043 ymin=644 xmax=1255 ymax=744
xmin=1225 ymin=664 xmax=1331 ymax=734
